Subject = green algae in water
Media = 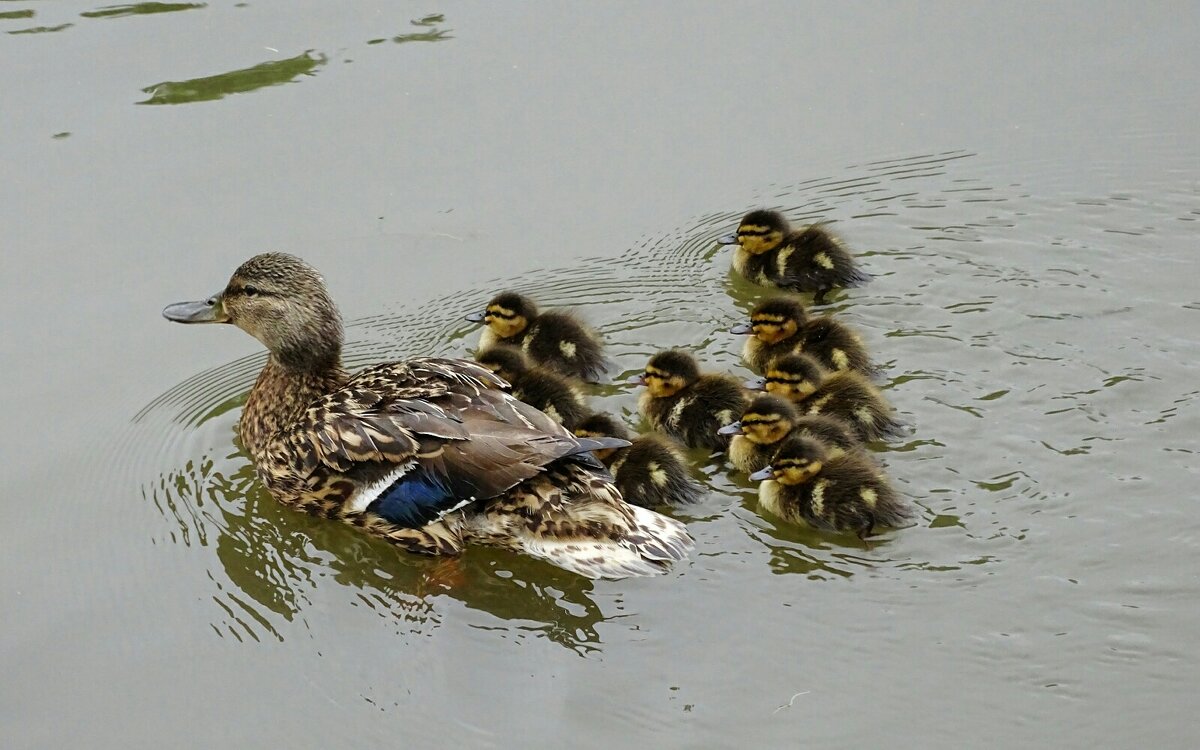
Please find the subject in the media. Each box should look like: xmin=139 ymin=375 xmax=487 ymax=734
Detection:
xmin=138 ymin=51 xmax=326 ymax=105
xmin=81 ymin=3 xmax=206 ymax=19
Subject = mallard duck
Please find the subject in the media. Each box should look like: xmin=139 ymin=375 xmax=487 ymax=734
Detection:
xmin=574 ymin=412 xmax=703 ymax=507
xmin=718 ymin=209 xmax=870 ymax=303
xmin=628 ymin=349 xmax=746 ymax=451
xmin=719 ymin=394 xmax=862 ymax=473
xmin=731 ymin=296 xmax=873 ymax=375
xmin=163 ymin=253 xmax=692 ymax=579
xmin=465 ymin=291 xmax=607 ymax=382
xmin=749 ymin=435 xmax=911 ymax=539
xmin=745 ymin=353 xmax=903 ymax=441
xmin=474 ymin=345 xmax=588 ymax=430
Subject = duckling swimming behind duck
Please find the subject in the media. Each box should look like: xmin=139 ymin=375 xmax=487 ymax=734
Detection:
xmin=465 ymin=291 xmax=607 ymax=382
xmin=746 ymin=353 xmax=903 ymax=442
xmin=164 ymin=253 xmax=691 ymax=579
xmin=720 ymin=394 xmax=863 ymax=473
xmin=718 ymin=209 xmax=870 ymax=303
xmin=574 ymin=412 xmax=703 ymax=507
xmin=630 ymin=349 xmax=747 ymax=451
xmin=732 ymin=296 xmax=873 ymax=376
xmin=474 ymin=345 xmax=589 ymax=430
xmin=749 ymin=435 xmax=911 ymax=540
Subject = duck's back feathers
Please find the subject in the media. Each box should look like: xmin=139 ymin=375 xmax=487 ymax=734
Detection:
xmin=777 ymin=225 xmax=872 ymax=291
xmin=524 ymin=311 xmax=608 ymax=382
xmin=610 ymin=435 xmax=704 ymax=507
xmin=799 ymin=317 xmax=874 ymax=375
xmin=463 ymin=462 xmax=694 ymax=578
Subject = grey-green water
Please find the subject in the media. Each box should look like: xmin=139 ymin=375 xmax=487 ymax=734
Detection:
xmin=4 ymin=3 xmax=1199 ymax=747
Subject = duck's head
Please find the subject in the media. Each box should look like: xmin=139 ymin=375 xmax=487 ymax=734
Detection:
xmin=748 ymin=435 xmax=827 ymax=483
xmin=730 ymin=297 xmax=808 ymax=344
xmin=574 ymin=412 xmax=632 ymax=462
xmin=718 ymin=393 xmax=796 ymax=444
xmin=465 ymin=291 xmax=537 ymax=340
xmin=474 ymin=344 xmax=530 ymax=383
xmin=760 ymin=353 xmax=825 ymax=400
xmin=628 ymin=349 xmax=699 ymax=398
xmin=163 ymin=252 xmax=343 ymax=372
xmin=717 ymin=209 xmax=789 ymax=255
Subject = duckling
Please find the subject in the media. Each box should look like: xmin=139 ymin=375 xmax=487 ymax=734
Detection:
xmin=465 ymin=291 xmax=607 ymax=382
xmin=718 ymin=209 xmax=870 ymax=303
xmin=746 ymin=353 xmax=903 ymax=442
xmin=719 ymin=394 xmax=862 ymax=473
xmin=731 ymin=296 xmax=873 ymax=376
xmin=629 ymin=349 xmax=747 ymax=451
xmin=574 ymin=412 xmax=703 ymax=507
xmin=474 ymin=345 xmax=589 ymax=430
xmin=164 ymin=253 xmax=692 ymax=579
xmin=749 ymin=435 xmax=911 ymax=539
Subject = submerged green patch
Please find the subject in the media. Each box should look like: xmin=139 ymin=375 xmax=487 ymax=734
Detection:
xmin=138 ymin=51 xmax=326 ymax=105
xmin=81 ymin=3 xmax=206 ymax=19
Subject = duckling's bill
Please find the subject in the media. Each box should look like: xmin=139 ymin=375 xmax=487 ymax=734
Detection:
xmin=626 ymin=373 xmax=648 ymax=386
xmin=717 ymin=233 xmax=741 ymax=245
xmin=749 ymin=466 xmax=773 ymax=481
xmin=743 ymin=376 xmax=767 ymax=390
xmin=716 ymin=421 xmax=744 ymax=436
xmin=162 ymin=295 xmax=230 ymax=324
xmin=464 ymin=311 xmax=486 ymax=323
xmin=730 ymin=322 xmax=753 ymax=335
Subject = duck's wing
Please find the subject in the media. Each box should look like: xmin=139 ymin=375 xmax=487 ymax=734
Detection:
xmin=271 ymin=357 xmax=598 ymax=527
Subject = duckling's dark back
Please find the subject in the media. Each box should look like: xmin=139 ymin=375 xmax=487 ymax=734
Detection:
xmin=523 ymin=310 xmax=608 ymax=382
xmin=611 ymin=434 xmax=703 ymax=508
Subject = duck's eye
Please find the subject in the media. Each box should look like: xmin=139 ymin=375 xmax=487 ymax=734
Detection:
xmin=243 ymin=286 xmax=260 ymax=296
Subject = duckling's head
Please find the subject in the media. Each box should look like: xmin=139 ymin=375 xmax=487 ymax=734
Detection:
xmin=748 ymin=435 xmax=827 ymax=484
xmin=730 ymin=297 xmax=807 ymax=344
xmin=574 ymin=412 xmax=633 ymax=462
xmin=465 ymin=291 xmax=537 ymax=340
xmin=763 ymin=353 xmax=826 ymax=401
xmin=631 ymin=350 xmax=700 ymax=398
xmin=717 ymin=209 xmax=789 ymax=255
xmin=163 ymin=252 xmax=343 ymax=372
xmin=474 ymin=345 xmax=531 ymax=383
xmin=724 ymin=394 xmax=797 ymax=445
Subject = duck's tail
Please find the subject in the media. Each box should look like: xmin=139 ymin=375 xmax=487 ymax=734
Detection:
xmin=463 ymin=465 xmax=694 ymax=579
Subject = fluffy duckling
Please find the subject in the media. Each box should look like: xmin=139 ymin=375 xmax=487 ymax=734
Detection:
xmin=629 ymin=349 xmax=747 ymax=451
xmin=574 ymin=412 xmax=703 ymax=507
xmin=718 ymin=209 xmax=870 ymax=303
xmin=746 ymin=353 xmax=903 ymax=442
xmin=731 ymin=296 xmax=873 ymax=375
xmin=720 ymin=394 xmax=862 ymax=473
xmin=749 ymin=435 xmax=911 ymax=540
xmin=474 ymin=345 xmax=589 ymax=430
xmin=465 ymin=291 xmax=607 ymax=381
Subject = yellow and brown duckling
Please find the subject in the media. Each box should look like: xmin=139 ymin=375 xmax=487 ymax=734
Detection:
xmin=474 ymin=345 xmax=588 ymax=430
xmin=719 ymin=394 xmax=862 ymax=473
xmin=164 ymin=253 xmax=692 ymax=579
xmin=629 ymin=349 xmax=747 ymax=451
xmin=732 ymin=296 xmax=873 ymax=375
xmin=574 ymin=412 xmax=703 ymax=507
xmin=745 ymin=353 xmax=903 ymax=442
xmin=749 ymin=435 xmax=911 ymax=540
xmin=465 ymin=291 xmax=607 ymax=382
xmin=718 ymin=209 xmax=871 ymax=303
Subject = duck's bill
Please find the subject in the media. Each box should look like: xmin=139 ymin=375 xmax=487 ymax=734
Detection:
xmin=716 ymin=421 xmax=743 ymax=436
xmin=730 ymin=322 xmax=753 ymax=335
xmin=464 ymin=311 xmax=486 ymax=323
xmin=717 ymin=233 xmax=740 ymax=245
xmin=625 ymin=373 xmax=648 ymax=386
xmin=162 ymin=296 xmax=229 ymax=324
xmin=748 ymin=467 xmax=773 ymax=481
xmin=743 ymin=377 xmax=767 ymax=391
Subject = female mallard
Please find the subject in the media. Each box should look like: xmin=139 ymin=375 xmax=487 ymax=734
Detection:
xmin=465 ymin=291 xmax=608 ymax=382
xmin=719 ymin=394 xmax=862 ymax=473
xmin=749 ymin=435 xmax=911 ymax=540
xmin=574 ymin=412 xmax=703 ymax=507
xmin=745 ymin=353 xmax=904 ymax=441
xmin=731 ymin=296 xmax=873 ymax=375
xmin=718 ymin=209 xmax=870 ymax=303
xmin=163 ymin=253 xmax=692 ymax=579
xmin=474 ymin=345 xmax=589 ymax=430
xmin=628 ymin=349 xmax=746 ymax=452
